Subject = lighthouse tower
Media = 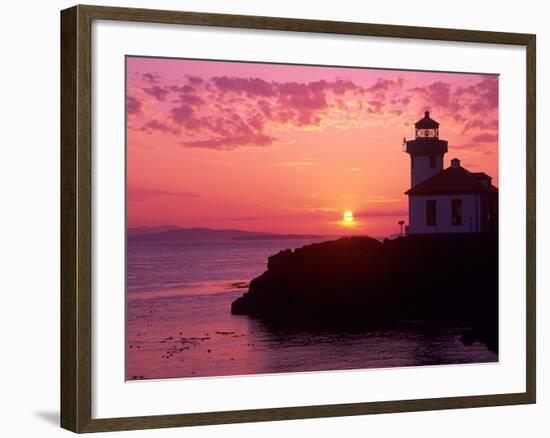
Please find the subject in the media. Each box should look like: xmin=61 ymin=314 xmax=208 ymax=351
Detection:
xmin=404 ymin=111 xmax=448 ymax=187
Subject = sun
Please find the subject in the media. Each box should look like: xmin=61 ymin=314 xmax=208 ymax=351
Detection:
xmin=342 ymin=210 xmax=354 ymax=224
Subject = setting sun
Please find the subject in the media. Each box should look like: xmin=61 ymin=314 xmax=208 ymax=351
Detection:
xmin=343 ymin=211 xmax=354 ymax=224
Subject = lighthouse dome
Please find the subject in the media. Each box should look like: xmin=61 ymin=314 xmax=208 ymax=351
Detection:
xmin=415 ymin=111 xmax=439 ymax=129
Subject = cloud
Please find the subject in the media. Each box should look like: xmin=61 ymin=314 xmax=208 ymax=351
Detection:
xmin=127 ymin=188 xmax=199 ymax=202
xmin=177 ymin=94 xmax=206 ymax=106
xmin=354 ymin=209 xmax=408 ymax=218
xmin=187 ymin=75 xmax=204 ymax=85
xmin=307 ymin=206 xmax=339 ymax=213
xmin=471 ymin=133 xmax=498 ymax=142
xmin=363 ymin=195 xmax=401 ymax=203
xmin=326 ymin=79 xmax=361 ymax=95
xmin=181 ymin=133 xmax=274 ymax=150
xmin=171 ymin=104 xmax=203 ymax=130
xmin=140 ymin=119 xmax=181 ymax=136
xmin=366 ymin=78 xmax=404 ymax=93
xmin=367 ymin=100 xmax=384 ymax=114
xmin=411 ymin=81 xmax=459 ymax=113
xmin=403 ymin=76 xmax=499 ymax=137
xmin=169 ymin=85 xmax=195 ymax=94
xmin=461 ymin=118 xmax=498 ymax=134
xmin=453 ymin=75 xmax=498 ymax=115
xmin=277 ymin=159 xmax=316 ymax=169
xmin=134 ymin=75 xmax=370 ymax=149
xmin=130 ymin=71 xmax=498 ymax=152
xmin=177 ymin=108 xmax=276 ymax=149
xmin=277 ymin=81 xmax=328 ymax=111
xmin=126 ymin=95 xmax=142 ymax=115
xmin=142 ymin=85 xmax=169 ymax=101
xmin=470 ymin=76 xmax=498 ymax=114
xmin=452 ymin=142 xmax=489 ymax=152
xmin=257 ymin=100 xmax=272 ymax=117
xmin=222 ymin=213 xmax=315 ymax=222
xmin=212 ymin=76 xmax=276 ymax=97
xmin=142 ymin=72 xmax=160 ymax=84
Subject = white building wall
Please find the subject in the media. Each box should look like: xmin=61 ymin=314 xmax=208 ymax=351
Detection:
xmin=411 ymin=155 xmax=444 ymax=187
xmin=408 ymin=194 xmax=481 ymax=234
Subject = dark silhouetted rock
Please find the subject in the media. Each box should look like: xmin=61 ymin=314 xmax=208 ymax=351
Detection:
xmin=231 ymin=234 xmax=498 ymax=352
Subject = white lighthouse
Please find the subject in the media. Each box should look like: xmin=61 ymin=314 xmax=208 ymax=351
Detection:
xmin=404 ymin=111 xmax=448 ymax=187
xmin=404 ymin=111 xmax=498 ymax=235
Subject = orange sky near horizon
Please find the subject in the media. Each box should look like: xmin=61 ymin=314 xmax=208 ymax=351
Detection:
xmin=126 ymin=57 xmax=498 ymax=237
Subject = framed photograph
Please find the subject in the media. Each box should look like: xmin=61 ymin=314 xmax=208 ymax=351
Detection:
xmin=60 ymin=4 xmax=536 ymax=433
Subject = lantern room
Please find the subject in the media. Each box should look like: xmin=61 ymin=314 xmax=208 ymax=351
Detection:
xmin=415 ymin=111 xmax=439 ymax=139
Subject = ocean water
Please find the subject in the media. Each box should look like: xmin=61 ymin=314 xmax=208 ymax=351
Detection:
xmin=126 ymin=238 xmax=497 ymax=380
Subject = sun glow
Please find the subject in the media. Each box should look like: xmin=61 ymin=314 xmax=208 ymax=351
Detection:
xmin=342 ymin=210 xmax=354 ymax=224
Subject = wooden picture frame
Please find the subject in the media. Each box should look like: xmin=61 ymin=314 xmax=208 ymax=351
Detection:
xmin=60 ymin=4 xmax=536 ymax=433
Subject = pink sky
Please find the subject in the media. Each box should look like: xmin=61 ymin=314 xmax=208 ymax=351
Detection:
xmin=126 ymin=57 xmax=498 ymax=236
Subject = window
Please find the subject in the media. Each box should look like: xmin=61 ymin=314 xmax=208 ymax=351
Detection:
xmin=426 ymin=200 xmax=437 ymax=226
xmin=429 ymin=154 xmax=437 ymax=168
xmin=451 ymin=199 xmax=462 ymax=226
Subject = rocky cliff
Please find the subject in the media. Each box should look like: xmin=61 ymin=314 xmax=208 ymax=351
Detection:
xmin=231 ymin=234 xmax=498 ymax=351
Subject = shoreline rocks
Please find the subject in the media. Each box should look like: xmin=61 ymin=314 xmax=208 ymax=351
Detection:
xmin=231 ymin=234 xmax=498 ymax=352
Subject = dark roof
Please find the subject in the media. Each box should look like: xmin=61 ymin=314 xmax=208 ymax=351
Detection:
xmin=415 ymin=111 xmax=439 ymax=129
xmin=406 ymin=166 xmax=498 ymax=196
xmin=472 ymin=172 xmax=491 ymax=180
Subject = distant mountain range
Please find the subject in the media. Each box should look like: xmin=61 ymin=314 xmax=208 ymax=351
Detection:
xmin=127 ymin=226 xmax=329 ymax=242
xmin=127 ymin=225 xmax=181 ymax=237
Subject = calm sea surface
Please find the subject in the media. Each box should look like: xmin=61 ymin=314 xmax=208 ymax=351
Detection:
xmin=126 ymin=238 xmax=497 ymax=380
